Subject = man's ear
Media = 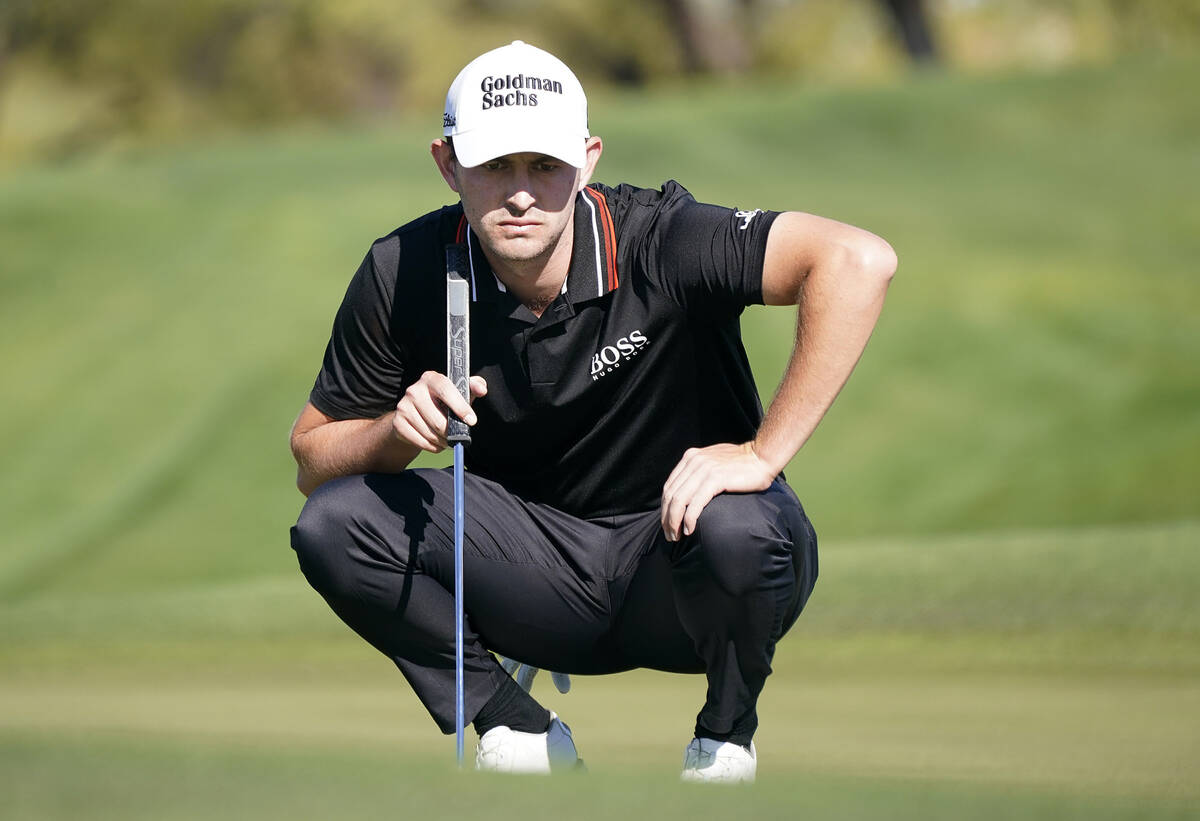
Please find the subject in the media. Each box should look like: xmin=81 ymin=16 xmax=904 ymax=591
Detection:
xmin=576 ymin=136 xmax=604 ymax=189
xmin=431 ymin=139 xmax=461 ymax=193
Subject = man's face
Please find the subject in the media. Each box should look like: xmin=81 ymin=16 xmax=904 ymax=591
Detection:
xmin=432 ymin=137 xmax=602 ymax=275
xmin=454 ymin=152 xmax=581 ymax=267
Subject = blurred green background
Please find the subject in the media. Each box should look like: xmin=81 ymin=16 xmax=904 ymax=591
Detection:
xmin=2 ymin=1 xmax=1198 ymax=818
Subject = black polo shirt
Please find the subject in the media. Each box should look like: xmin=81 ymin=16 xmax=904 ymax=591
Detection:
xmin=310 ymin=180 xmax=780 ymax=519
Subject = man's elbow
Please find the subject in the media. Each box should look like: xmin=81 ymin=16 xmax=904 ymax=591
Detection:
xmin=290 ymin=433 xmax=316 ymax=497
xmin=851 ymin=233 xmax=898 ymax=287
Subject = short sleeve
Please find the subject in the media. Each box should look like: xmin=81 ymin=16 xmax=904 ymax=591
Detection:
xmin=648 ymin=182 xmax=780 ymax=315
xmin=309 ymin=239 xmax=407 ymax=420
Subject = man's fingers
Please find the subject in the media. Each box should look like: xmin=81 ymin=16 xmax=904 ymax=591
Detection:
xmin=392 ymin=411 xmax=442 ymax=452
xmin=661 ymin=448 xmax=698 ymax=501
xmin=662 ymin=443 xmax=777 ymax=540
xmin=660 ymin=451 xmax=698 ymax=537
xmin=662 ymin=486 xmax=700 ymax=541
xmin=428 ymin=375 xmax=477 ymax=427
xmin=661 ymin=494 xmax=685 ymax=541
xmin=551 ymin=671 xmax=572 ymax=694
xmin=469 ymin=375 xmax=488 ymax=399
xmin=680 ymin=482 xmax=720 ymax=538
xmin=393 ymin=372 xmax=481 ymax=453
xmin=408 ymin=388 xmax=452 ymax=441
xmin=661 ymin=450 xmax=712 ymax=540
xmin=662 ymin=470 xmax=719 ymax=541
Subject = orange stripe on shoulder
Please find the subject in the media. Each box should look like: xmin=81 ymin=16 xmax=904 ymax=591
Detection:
xmin=455 ymin=215 xmax=468 ymax=243
xmin=586 ymin=186 xmax=619 ymax=291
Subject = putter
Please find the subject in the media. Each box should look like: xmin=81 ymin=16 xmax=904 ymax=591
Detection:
xmin=445 ymin=244 xmax=471 ymax=767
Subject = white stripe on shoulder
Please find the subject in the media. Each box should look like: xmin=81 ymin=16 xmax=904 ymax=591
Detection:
xmin=580 ymin=190 xmax=604 ymax=297
xmin=465 ymin=224 xmax=478 ymax=301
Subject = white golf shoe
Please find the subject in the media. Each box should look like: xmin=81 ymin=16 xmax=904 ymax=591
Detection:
xmin=475 ymin=712 xmax=583 ymax=774
xmin=680 ymin=737 xmax=757 ymax=784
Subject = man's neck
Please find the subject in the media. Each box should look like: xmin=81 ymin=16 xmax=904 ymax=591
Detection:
xmin=487 ymin=224 xmax=574 ymax=318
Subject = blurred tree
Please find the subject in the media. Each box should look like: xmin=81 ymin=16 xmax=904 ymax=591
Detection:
xmin=651 ymin=0 xmax=940 ymax=73
xmin=3 ymin=0 xmax=1199 ymax=163
xmin=1098 ymin=0 xmax=1200 ymax=51
xmin=876 ymin=0 xmax=938 ymax=63
xmin=514 ymin=0 xmax=681 ymax=86
xmin=656 ymin=0 xmax=753 ymax=74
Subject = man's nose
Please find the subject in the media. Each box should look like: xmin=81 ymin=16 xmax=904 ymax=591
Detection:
xmin=507 ymin=189 xmax=535 ymax=211
xmin=506 ymin=170 xmax=535 ymax=211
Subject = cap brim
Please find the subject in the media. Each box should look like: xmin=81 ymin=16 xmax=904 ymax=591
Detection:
xmin=451 ymin=129 xmax=587 ymax=169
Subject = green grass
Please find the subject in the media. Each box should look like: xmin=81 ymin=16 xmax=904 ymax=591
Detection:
xmin=1 ymin=55 xmax=1198 ymax=818
xmin=7 ymin=736 xmax=1195 ymax=821
xmin=1 ymin=521 xmax=1197 ymax=817
xmin=3 ymin=734 xmax=1196 ymax=821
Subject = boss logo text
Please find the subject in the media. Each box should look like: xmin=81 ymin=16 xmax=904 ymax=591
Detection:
xmin=591 ymin=329 xmax=649 ymax=380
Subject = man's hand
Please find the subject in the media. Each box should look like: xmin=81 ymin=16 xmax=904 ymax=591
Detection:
xmin=660 ymin=442 xmax=775 ymax=542
xmin=392 ymin=372 xmax=487 ymax=453
xmin=499 ymin=657 xmax=572 ymax=694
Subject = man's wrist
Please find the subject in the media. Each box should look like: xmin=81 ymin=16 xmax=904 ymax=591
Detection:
xmin=376 ymin=412 xmax=422 ymax=471
xmin=747 ymin=439 xmax=786 ymax=478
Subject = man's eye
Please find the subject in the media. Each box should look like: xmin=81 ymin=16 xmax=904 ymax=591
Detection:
xmin=536 ymin=162 xmax=560 ymax=172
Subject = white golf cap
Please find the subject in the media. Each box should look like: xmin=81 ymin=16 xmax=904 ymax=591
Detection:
xmin=443 ymin=40 xmax=589 ymax=169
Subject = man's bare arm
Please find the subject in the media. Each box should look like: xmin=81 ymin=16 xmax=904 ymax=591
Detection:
xmin=751 ymin=211 xmax=897 ymax=473
xmin=660 ymin=211 xmax=897 ymax=540
xmin=290 ymin=404 xmax=420 ymax=497
xmin=290 ymin=373 xmax=488 ymax=496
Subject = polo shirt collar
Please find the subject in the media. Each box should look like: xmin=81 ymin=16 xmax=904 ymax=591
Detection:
xmin=456 ymin=186 xmax=620 ymax=311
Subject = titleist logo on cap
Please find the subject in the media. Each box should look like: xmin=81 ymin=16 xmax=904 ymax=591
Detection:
xmin=480 ymin=73 xmax=565 ymax=110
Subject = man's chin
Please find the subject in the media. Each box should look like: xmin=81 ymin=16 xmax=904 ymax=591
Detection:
xmin=487 ymin=235 xmax=553 ymax=264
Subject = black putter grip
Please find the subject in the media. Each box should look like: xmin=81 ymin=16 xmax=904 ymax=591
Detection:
xmin=446 ymin=244 xmax=471 ymax=445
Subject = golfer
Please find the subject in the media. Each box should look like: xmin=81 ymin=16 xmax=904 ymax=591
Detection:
xmin=290 ymin=40 xmax=895 ymax=782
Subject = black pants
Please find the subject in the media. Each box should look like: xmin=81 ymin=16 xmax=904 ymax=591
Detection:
xmin=290 ymin=468 xmax=818 ymax=741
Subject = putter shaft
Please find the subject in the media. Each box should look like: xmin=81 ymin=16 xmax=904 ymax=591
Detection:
xmin=453 ymin=441 xmax=465 ymax=767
